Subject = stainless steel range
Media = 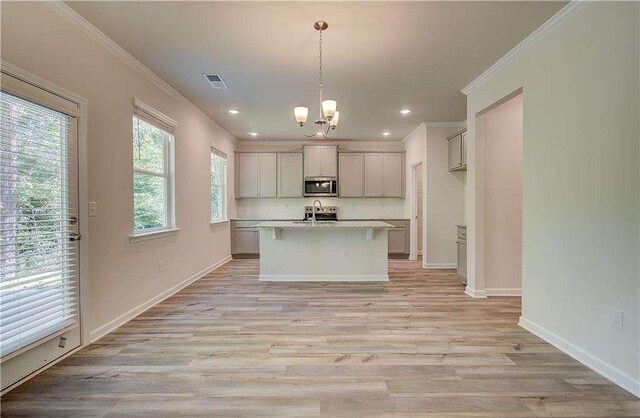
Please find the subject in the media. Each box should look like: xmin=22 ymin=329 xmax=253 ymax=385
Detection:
xmin=303 ymin=205 xmax=338 ymax=222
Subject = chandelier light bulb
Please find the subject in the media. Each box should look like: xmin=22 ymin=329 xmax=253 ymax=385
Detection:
xmin=330 ymin=111 xmax=339 ymax=128
xmin=294 ymin=107 xmax=309 ymax=125
xmin=322 ymin=100 xmax=337 ymax=120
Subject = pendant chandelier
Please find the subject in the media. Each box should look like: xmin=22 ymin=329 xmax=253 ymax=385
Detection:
xmin=294 ymin=21 xmax=340 ymax=139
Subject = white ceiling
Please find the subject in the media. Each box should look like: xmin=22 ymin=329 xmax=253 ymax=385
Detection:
xmin=67 ymin=1 xmax=566 ymax=141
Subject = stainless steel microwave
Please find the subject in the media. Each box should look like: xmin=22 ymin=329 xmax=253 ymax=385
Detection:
xmin=303 ymin=178 xmax=338 ymax=197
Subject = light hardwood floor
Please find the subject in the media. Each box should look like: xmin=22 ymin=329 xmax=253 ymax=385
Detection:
xmin=2 ymin=259 xmax=638 ymax=417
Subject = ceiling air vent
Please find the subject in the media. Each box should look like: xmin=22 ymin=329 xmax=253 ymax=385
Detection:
xmin=203 ymin=74 xmax=228 ymax=89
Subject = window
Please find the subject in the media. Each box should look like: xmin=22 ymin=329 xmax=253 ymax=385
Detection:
xmin=210 ymin=148 xmax=227 ymax=222
xmin=132 ymin=100 xmax=176 ymax=235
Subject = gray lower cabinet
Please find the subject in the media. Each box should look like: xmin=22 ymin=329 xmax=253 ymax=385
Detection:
xmin=231 ymin=219 xmax=410 ymax=256
xmin=386 ymin=220 xmax=410 ymax=254
xmin=231 ymin=221 xmax=261 ymax=255
xmin=235 ymin=229 xmax=259 ymax=254
xmin=456 ymin=225 xmax=467 ymax=282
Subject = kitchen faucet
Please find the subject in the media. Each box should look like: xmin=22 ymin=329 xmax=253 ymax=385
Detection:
xmin=312 ymin=199 xmax=323 ymax=224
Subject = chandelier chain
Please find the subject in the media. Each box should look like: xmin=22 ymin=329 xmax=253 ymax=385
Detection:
xmin=319 ymin=28 xmax=323 ymax=91
xmin=295 ymin=21 xmax=337 ymax=140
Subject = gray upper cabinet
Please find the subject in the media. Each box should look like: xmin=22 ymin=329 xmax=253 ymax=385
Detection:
xmin=320 ymin=146 xmax=337 ymax=177
xmin=461 ymin=130 xmax=467 ymax=167
xmin=258 ymin=153 xmax=277 ymax=197
xmin=237 ymin=149 xmax=403 ymax=199
xmin=364 ymin=153 xmax=384 ymax=197
xmin=448 ymin=128 xmax=467 ymax=171
xmin=237 ymin=153 xmax=258 ymax=198
xmin=278 ymin=153 xmax=303 ymax=197
xmin=338 ymin=153 xmax=363 ymax=197
xmin=383 ymin=153 xmax=403 ymax=197
xmin=364 ymin=153 xmax=404 ymax=197
xmin=304 ymin=145 xmax=337 ymax=177
xmin=236 ymin=152 xmax=276 ymax=198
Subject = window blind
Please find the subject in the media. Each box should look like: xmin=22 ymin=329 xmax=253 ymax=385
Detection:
xmin=132 ymin=98 xmax=177 ymax=134
xmin=0 ymin=91 xmax=79 ymax=358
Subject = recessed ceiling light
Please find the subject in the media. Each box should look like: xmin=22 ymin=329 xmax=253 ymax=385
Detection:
xmin=249 ymin=132 xmax=258 ymax=136
xmin=229 ymin=109 xmax=240 ymax=114
xmin=400 ymin=109 xmax=411 ymax=114
xmin=382 ymin=132 xmax=391 ymax=136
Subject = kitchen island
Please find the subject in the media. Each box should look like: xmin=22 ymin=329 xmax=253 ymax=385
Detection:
xmin=255 ymin=220 xmax=393 ymax=282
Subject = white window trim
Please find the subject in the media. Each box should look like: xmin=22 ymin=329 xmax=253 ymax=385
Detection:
xmin=131 ymin=99 xmax=177 ymax=239
xmin=129 ymin=227 xmax=180 ymax=243
xmin=210 ymin=147 xmax=228 ymax=223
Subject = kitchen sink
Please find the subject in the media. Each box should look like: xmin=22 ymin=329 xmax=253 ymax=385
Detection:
xmin=292 ymin=220 xmax=338 ymax=224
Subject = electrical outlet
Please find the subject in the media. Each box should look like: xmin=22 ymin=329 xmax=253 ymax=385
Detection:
xmin=341 ymin=250 xmax=348 ymax=259
xmin=157 ymin=261 xmax=164 ymax=273
xmin=610 ymin=308 xmax=623 ymax=330
xmin=88 ymin=202 xmax=97 ymax=217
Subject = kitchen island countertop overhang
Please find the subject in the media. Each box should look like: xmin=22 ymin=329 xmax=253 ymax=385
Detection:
xmin=255 ymin=221 xmax=393 ymax=282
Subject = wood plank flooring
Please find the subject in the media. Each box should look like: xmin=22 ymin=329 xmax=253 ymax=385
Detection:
xmin=2 ymin=259 xmax=638 ymax=417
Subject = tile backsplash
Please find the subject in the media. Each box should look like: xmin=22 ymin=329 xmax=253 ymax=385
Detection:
xmin=236 ymin=198 xmax=406 ymax=220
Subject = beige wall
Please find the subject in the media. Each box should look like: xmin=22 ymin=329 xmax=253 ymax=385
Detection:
xmin=1 ymin=2 xmax=238 ymax=339
xmin=425 ymin=126 xmax=465 ymax=267
xmin=465 ymin=2 xmax=639 ymax=392
xmin=483 ymin=94 xmax=523 ymax=291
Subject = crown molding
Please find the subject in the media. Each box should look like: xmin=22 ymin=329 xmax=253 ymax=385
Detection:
xmin=425 ymin=121 xmax=467 ymax=128
xmin=45 ymin=1 xmax=237 ymax=142
xmin=461 ymin=0 xmax=590 ymax=96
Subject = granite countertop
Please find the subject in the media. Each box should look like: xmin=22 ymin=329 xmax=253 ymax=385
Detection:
xmin=255 ymin=220 xmax=394 ymax=229
xmin=233 ymin=218 xmax=409 ymax=221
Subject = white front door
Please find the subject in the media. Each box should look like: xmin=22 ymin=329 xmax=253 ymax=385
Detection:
xmin=1 ymin=73 xmax=82 ymax=392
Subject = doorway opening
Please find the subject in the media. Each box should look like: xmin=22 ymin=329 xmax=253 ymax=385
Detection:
xmin=474 ymin=90 xmax=523 ymax=298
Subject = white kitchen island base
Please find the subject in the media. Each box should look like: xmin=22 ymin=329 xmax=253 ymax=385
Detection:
xmin=256 ymin=221 xmax=393 ymax=282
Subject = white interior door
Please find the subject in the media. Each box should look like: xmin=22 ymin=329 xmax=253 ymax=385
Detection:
xmin=1 ymin=74 xmax=82 ymax=392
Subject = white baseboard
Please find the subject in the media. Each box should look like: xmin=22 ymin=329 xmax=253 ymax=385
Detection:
xmin=486 ymin=288 xmax=522 ymax=296
xmin=259 ymin=274 xmax=389 ymax=282
xmin=423 ymin=263 xmax=457 ymax=269
xmin=519 ymin=316 xmax=640 ymax=398
xmin=89 ymin=255 xmax=232 ymax=343
xmin=464 ymin=286 xmax=487 ymax=298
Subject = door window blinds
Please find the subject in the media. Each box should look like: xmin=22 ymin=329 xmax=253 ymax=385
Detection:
xmin=0 ymin=90 xmax=79 ymax=358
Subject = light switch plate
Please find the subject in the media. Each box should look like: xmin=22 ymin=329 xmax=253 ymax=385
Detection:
xmin=88 ymin=202 xmax=97 ymax=217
